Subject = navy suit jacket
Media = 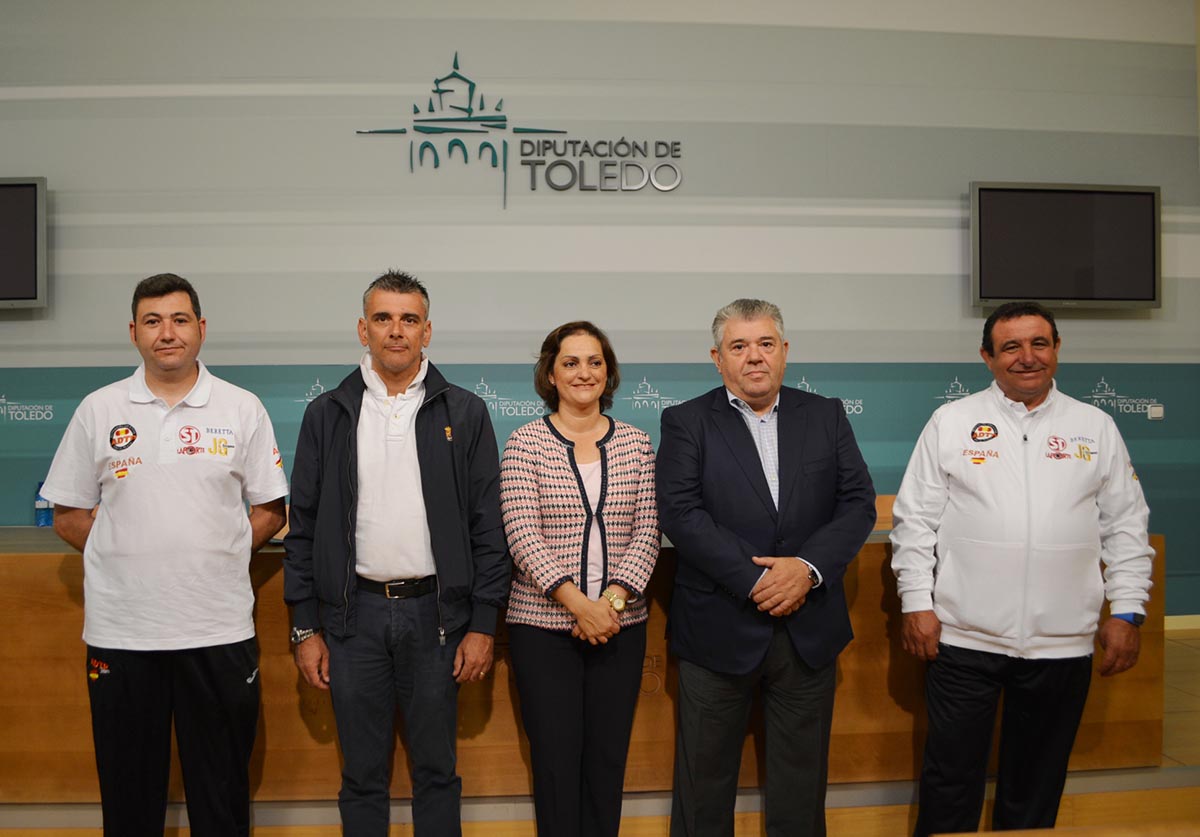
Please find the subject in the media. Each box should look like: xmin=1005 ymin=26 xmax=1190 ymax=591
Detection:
xmin=657 ymin=385 xmax=876 ymax=675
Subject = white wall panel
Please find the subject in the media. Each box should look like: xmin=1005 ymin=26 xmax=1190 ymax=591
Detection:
xmin=0 ymin=2 xmax=1196 ymax=369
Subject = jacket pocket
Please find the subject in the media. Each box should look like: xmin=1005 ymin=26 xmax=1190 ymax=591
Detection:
xmin=934 ymin=537 xmax=1023 ymax=639
xmin=1026 ymin=543 xmax=1103 ymax=638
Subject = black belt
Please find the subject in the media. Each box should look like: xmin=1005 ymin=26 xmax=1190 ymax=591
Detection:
xmin=357 ymin=575 xmax=437 ymax=599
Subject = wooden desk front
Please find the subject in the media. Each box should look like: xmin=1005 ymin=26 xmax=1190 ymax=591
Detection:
xmin=0 ymin=531 xmax=1164 ymax=802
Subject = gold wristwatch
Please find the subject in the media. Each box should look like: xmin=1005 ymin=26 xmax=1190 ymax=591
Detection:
xmin=602 ymin=588 xmax=627 ymax=613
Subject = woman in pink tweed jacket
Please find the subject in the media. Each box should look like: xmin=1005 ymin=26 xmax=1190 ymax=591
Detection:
xmin=499 ymin=321 xmax=659 ymax=837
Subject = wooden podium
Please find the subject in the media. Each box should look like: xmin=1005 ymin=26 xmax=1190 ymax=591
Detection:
xmin=0 ymin=526 xmax=1164 ymax=803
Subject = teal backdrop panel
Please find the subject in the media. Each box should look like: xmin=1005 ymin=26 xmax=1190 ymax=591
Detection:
xmin=2 ymin=362 xmax=1196 ymax=613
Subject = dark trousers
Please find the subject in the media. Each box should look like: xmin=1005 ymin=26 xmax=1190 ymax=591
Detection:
xmin=86 ymin=637 xmax=260 ymax=837
xmin=670 ymin=624 xmax=837 ymax=837
xmin=326 ymin=588 xmax=463 ymax=837
xmin=915 ymin=643 xmax=1093 ymax=837
xmin=508 ymin=621 xmax=647 ymax=837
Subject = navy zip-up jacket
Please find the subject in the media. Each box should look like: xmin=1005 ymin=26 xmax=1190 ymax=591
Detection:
xmin=283 ymin=362 xmax=509 ymax=639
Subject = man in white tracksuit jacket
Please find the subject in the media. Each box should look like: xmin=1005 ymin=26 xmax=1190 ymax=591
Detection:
xmin=891 ymin=301 xmax=1153 ymax=836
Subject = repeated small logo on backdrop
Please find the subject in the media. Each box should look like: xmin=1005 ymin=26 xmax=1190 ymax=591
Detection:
xmin=474 ymin=377 xmax=546 ymax=418
xmin=296 ymin=378 xmax=326 ymax=404
xmin=1084 ymin=377 xmax=1162 ymax=416
xmin=622 ymin=377 xmax=687 ymax=413
xmin=935 ymin=378 xmax=971 ymax=403
xmin=0 ymin=394 xmax=55 ymax=422
xmin=792 ymin=377 xmax=865 ymax=416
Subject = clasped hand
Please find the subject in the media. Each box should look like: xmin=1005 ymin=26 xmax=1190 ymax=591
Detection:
xmin=570 ymin=596 xmax=620 ymax=645
xmin=749 ymin=556 xmax=815 ymax=617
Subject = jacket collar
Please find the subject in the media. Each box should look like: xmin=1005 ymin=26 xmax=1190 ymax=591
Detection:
xmin=705 ymin=385 xmax=813 ymax=519
xmin=708 ymin=386 xmax=778 ymax=519
xmin=359 ymin=351 xmax=429 ymax=399
xmin=330 ymin=357 xmax=450 ymax=414
xmin=989 ymin=379 xmax=1059 ymax=416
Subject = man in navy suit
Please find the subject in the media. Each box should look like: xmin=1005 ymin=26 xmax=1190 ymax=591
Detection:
xmin=657 ymin=298 xmax=876 ymax=837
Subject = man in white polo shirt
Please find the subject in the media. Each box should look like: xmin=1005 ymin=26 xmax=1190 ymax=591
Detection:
xmin=284 ymin=270 xmax=509 ymax=836
xmin=41 ymin=273 xmax=288 ymax=837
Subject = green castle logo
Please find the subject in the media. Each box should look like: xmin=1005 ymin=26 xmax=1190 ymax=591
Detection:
xmin=358 ymin=52 xmax=564 ymax=208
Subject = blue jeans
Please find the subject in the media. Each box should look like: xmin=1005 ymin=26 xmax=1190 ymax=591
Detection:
xmin=326 ymin=588 xmax=463 ymax=837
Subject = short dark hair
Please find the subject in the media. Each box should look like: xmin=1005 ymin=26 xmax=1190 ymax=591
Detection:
xmin=131 ymin=273 xmax=201 ymax=320
xmin=533 ymin=321 xmax=621 ymax=413
xmin=981 ymin=301 xmax=1060 ymax=356
xmin=363 ymin=270 xmax=429 ymax=317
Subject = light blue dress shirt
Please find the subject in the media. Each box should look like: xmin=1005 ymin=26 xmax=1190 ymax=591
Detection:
xmin=726 ymin=389 xmax=823 ymax=589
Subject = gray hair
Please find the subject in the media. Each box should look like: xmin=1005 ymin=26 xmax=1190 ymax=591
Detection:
xmin=362 ymin=270 xmax=430 ymax=318
xmin=711 ymin=298 xmax=785 ymax=348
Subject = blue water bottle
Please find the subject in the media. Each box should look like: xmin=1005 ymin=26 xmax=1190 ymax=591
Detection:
xmin=35 ymin=481 xmax=53 ymax=527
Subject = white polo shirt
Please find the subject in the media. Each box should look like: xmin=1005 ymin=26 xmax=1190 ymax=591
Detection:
xmin=41 ymin=362 xmax=289 ymax=650
xmin=354 ymin=352 xmax=437 ymax=581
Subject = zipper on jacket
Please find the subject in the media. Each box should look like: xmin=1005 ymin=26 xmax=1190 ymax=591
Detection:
xmin=344 ymin=422 xmax=356 ymax=637
xmin=436 ymin=572 xmax=446 ymax=647
xmin=420 ymin=381 xmax=451 ymax=646
xmin=1018 ymin=415 xmax=1035 ymax=656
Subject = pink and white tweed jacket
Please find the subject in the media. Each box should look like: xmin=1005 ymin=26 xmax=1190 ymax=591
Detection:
xmin=500 ymin=415 xmax=660 ymax=631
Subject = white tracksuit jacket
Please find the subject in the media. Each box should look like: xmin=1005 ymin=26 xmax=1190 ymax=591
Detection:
xmin=890 ymin=381 xmax=1153 ymax=659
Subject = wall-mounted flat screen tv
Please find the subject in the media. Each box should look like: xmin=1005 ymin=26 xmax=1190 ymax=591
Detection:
xmin=0 ymin=177 xmax=48 ymax=309
xmin=971 ymin=182 xmax=1160 ymax=309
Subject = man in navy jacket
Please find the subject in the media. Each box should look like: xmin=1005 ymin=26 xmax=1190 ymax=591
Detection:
xmin=657 ymin=298 xmax=876 ymax=837
xmin=283 ymin=271 xmax=508 ymax=837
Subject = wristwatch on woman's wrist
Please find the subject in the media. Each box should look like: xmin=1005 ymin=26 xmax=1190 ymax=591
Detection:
xmin=601 ymin=588 xmax=626 ymax=612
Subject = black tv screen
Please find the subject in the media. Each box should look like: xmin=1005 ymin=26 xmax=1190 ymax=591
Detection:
xmin=0 ymin=177 xmax=48 ymax=309
xmin=971 ymin=182 xmax=1160 ymax=309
